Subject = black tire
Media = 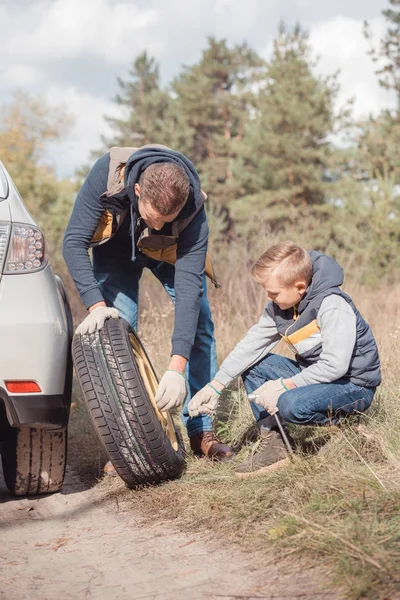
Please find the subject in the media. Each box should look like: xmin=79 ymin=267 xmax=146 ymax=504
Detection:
xmin=2 ymin=426 xmax=67 ymax=496
xmin=71 ymin=317 xmax=186 ymax=487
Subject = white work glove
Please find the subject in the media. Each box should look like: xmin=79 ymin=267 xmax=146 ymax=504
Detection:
xmin=252 ymin=378 xmax=288 ymax=415
xmin=188 ymin=382 xmax=223 ymax=417
xmin=75 ymin=306 xmax=119 ymax=335
xmin=155 ymin=370 xmax=187 ymax=412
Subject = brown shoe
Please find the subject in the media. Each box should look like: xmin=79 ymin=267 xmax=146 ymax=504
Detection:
xmin=189 ymin=431 xmax=234 ymax=461
xmin=103 ymin=460 xmax=117 ymax=476
xmin=235 ymin=428 xmax=290 ymax=479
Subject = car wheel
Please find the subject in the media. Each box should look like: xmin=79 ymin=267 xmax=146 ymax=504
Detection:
xmin=2 ymin=426 xmax=67 ymax=496
xmin=72 ymin=317 xmax=186 ymax=488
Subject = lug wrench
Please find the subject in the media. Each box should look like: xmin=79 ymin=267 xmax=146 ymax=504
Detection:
xmin=248 ymin=393 xmax=295 ymax=457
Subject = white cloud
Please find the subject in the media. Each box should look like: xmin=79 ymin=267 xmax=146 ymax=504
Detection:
xmin=1 ymin=0 xmax=159 ymax=64
xmin=42 ymin=85 xmax=121 ymax=177
xmin=2 ymin=64 xmax=45 ymax=88
xmin=309 ymin=15 xmax=397 ymax=117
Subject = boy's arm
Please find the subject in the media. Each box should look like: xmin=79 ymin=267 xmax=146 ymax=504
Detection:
xmin=214 ymin=307 xmax=281 ymax=387
xmin=290 ymin=295 xmax=357 ymax=387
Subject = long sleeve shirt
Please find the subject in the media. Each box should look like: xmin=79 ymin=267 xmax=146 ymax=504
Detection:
xmin=215 ymin=295 xmax=357 ymax=387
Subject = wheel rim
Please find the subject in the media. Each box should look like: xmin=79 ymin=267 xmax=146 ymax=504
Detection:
xmin=129 ymin=333 xmax=179 ymax=452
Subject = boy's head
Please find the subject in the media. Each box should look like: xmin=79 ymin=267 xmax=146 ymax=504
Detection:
xmin=251 ymin=241 xmax=313 ymax=310
xmin=135 ymin=163 xmax=190 ymax=230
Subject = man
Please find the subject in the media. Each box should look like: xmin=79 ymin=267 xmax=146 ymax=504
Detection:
xmin=63 ymin=144 xmax=233 ymax=461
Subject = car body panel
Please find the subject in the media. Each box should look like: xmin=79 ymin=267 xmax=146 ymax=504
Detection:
xmin=0 ymin=161 xmax=72 ymax=432
xmin=0 ymin=265 xmax=69 ymax=394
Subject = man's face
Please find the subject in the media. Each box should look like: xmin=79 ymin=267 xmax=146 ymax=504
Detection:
xmin=135 ymin=183 xmax=181 ymax=231
xmin=261 ymin=273 xmax=307 ymax=311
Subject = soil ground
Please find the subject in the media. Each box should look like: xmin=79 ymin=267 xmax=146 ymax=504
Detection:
xmin=0 ymin=465 xmax=345 ymax=600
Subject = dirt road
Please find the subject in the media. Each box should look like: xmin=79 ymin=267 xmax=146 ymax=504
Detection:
xmin=0 ymin=466 xmax=341 ymax=600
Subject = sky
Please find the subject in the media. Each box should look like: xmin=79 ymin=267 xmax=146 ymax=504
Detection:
xmin=0 ymin=0 xmax=397 ymax=178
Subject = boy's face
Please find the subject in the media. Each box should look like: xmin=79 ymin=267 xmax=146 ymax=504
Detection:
xmin=261 ymin=273 xmax=307 ymax=310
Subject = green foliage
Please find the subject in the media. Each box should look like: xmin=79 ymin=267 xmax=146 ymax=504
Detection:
xmin=0 ymin=91 xmax=75 ymax=275
xmin=101 ymin=51 xmax=170 ymax=149
xmin=364 ymin=0 xmax=400 ymax=105
xmin=242 ymin=22 xmax=347 ymax=206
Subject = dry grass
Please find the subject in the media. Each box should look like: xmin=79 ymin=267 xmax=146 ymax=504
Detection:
xmin=68 ymin=244 xmax=400 ymax=599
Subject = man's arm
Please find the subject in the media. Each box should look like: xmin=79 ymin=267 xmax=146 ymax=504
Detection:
xmin=290 ymin=295 xmax=357 ymax=387
xmin=62 ymin=154 xmax=110 ymax=309
xmin=172 ymin=207 xmax=208 ymax=362
xmin=215 ymin=307 xmax=281 ymax=386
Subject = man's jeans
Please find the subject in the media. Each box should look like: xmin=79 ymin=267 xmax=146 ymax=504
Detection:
xmin=93 ymin=250 xmax=217 ymax=437
xmin=242 ymin=353 xmax=375 ymax=426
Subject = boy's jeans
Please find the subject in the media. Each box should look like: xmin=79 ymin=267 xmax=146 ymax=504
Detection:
xmin=93 ymin=252 xmax=217 ymax=438
xmin=242 ymin=353 xmax=375 ymax=426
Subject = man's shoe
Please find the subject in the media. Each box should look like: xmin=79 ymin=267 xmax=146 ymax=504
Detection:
xmin=103 ymin=460 xmax=117 ymax=476
xmin=235 ymin=427 xmax=290 ymax=479
xmin=189 ymin=431 xmax=234 ymax=461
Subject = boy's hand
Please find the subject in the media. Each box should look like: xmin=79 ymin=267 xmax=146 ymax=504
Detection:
xmin=188 ymin=380 xmax=224 ymax=416
xmin=252 ymin=378 xmax=288 ymax=415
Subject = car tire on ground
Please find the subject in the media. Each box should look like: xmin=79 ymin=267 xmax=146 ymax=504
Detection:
xmin=2 ymin=426 xmax=67 ymax=496
xmin=72 ymin=317 xmax=186 ymax=488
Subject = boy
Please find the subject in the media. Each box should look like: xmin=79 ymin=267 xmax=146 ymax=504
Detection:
xmin=188 ymin=241 xmax=381 ymax=478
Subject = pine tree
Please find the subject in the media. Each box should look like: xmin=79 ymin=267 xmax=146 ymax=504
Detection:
xmin=364 ymin=0 xmax=400 ymax=107
xmin=242 ymin=22 xmax=342 ymax=207
xmin=102 ymin=51 xmax=169 ymax=148
xmin=168 ymin=38 xmax=263 ymax=203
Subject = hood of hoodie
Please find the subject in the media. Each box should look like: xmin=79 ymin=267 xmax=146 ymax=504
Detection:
xmin=123 ymin=146 xmax=203 ymax=220
xmin=297 ymin=251 xmax=344 ymax=313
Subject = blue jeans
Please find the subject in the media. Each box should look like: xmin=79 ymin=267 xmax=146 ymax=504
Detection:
xmin=242 ymin=353 xmax=375 ymax=426
xmin=93 ymin=247 xmax=217 ymax=437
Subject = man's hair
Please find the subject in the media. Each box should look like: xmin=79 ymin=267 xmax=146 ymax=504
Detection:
xmin=139 ymin=163 xmax=190 ymax=216
xmin=251 ymin=241 xmax=313 ymax=287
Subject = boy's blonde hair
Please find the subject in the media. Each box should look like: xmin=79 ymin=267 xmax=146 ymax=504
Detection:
xmin=251 ymin=241 xmax=313 ymax=287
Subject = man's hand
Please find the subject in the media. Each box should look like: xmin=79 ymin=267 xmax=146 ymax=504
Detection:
xmin=188 ymin=380 xmax=224 ymax=417
xmin=75 ymin=306 xmax=119 ymax=335
xmin=252 ymin=378 xmax=288 ymax=415
xmin=155 ymin=370 xmax=187 ymax=412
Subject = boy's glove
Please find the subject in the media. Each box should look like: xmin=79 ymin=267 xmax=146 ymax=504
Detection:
xmin=155 ymin=370 xmax=187 ymax=412
xmin=76 ymin=306 xmax=119 ymax=335
xmin=188 ymin=383 xmax=223 ymax=417
xmin=252 ymin=378 xmax=287 ymax=415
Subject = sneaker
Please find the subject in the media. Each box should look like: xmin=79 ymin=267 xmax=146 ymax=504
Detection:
xmin=189 ymin=431 xmax=234 ymax=461
xmin=235 ymin=427 xmax=290 ymax=479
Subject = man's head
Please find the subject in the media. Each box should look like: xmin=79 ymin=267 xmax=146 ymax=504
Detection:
xmin=134 ymin=162 xmax=190 ymax=230
xmin=251 ymin=241 xmax=313 ymax=310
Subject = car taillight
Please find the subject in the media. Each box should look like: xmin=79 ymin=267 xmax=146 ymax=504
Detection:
xmin=4 ymin=223 xmax=47 ymax=274
xmin=0 ymin=223 xmax=10 ymax=273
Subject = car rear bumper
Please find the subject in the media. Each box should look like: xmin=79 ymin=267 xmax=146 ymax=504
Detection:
xmin=0 ymin=386 xmax=70 ymax=429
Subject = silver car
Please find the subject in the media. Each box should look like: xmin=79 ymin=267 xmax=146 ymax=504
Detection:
xmin=0 ymin=160 xmax=72 ymax=496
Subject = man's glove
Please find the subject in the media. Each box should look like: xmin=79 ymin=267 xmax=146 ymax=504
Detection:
xmin=188 ymin=383 xmax=223 ymax=417
xmin=252 ymin=378 xmax=288 ymax=415
xmin=155 ymin=370 xmax=187 ymax=412
xmin=75 ymin=306 xmax=119 ymax=335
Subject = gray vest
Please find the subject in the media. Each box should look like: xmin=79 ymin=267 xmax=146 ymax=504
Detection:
xmin=271 ymin=289 xmax=381 ymax=388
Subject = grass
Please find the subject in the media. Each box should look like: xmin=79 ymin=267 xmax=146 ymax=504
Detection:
xmin=68 ymin=247 xmax=400 ymax=599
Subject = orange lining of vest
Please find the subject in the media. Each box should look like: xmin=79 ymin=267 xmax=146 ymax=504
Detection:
xmin=282 ymin=319 xmax=320 ymax=347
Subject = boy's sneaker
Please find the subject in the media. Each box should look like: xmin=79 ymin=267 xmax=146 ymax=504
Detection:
xmin=235 ymin=427 xmax=290 ymax=478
